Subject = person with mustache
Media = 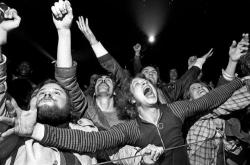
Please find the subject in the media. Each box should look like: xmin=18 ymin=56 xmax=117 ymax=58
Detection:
xmin=1 ymin=69 xmax=250 ymax=165
xmin=76 ymin=15 xmax=213 ymax=104
xmin=48 ymin=0 xmax=164 ymax=164
xmin=0 ymin=3 xmax=99 ymax=165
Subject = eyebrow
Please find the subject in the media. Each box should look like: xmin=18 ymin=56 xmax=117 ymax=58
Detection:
xmin=39 ymin=88 xmax=64 ymax=93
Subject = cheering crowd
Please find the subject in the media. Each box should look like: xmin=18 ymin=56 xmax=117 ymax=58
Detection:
xmin=1 ymin=1 xmax=250 ymax=165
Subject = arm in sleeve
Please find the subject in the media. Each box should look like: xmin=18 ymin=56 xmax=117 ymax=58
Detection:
xmin=55 ymin=62 xmax=87 ymax=121
xmin=166 ymin=66 xmax=201 ymax=102
xmin=0 ymin=55 xmax=20 ymax=159
xmin=213 ymin=86 xmax=250 ymax=116
xmin=40 ymin=120 xmax=140 ymax=154
xmin=92 ymin=42 xmax=130 ymax=86
xmin=133 ymin=55 xmax=142 ymax=76
xmin=0 ymin=55 xmax=7 ymax=118
xmin=168 ymin=78 xmax=243 ymax=122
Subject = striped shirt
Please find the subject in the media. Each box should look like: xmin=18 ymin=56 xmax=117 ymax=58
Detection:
xmin=41 ymin=78 xmax=243 ymax=164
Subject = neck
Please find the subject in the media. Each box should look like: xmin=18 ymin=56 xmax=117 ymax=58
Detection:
xmin=96 ymin=96 xmax=115 ymax=112
xmin=138 ymin=105 xmax=160 ymax=125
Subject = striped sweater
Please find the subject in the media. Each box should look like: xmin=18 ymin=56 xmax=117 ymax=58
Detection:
xmin=41 ymin=78 xmax=243 ymax=164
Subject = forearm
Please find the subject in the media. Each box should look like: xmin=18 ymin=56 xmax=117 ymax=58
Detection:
xmin=91 ymin=42 xmax=108 ymax=58
xmin=133 ymin=55 xmax=142 ymax=75
xmin=55 ymin=63 xmax=87 ymax=120
xmin=57 ymin=29 xmax=72 ymax=68
xmin=170 ymin=78 xmax=243 ymax=121
xmin=0 ymin=55 xmax=7 ymax=117
xmin=172 ymin=66 xmax=200 ymax=101
xmin=213 ymin=86 xmax=250 ymax=115
xmin=36 ymin=121 xmax=138 ymax=153
xmin=223 ymin=59 xmax=237 ymax=81
xmin=97 ymin=51 xmax=129 ymax=86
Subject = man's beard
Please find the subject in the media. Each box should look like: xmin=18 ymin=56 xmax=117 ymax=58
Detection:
xmin=37 ymin=103 xmax=70 ymax=127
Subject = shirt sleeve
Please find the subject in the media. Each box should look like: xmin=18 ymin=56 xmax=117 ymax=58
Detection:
xmin=55 ymin=62 xmax=87 ymax=121
xmin=98 ymin=53 xmax=131 ymax=88
xmin=213 ymin=86 xmax=250 ymax=116
xmin=168 ymin=78 xmax=243 ymax=122
xmin=40 ymin=120 xmax=140 ymax=154
xmin=165 ymin=66 xmax=201 ymax=102
xmin=0 ymin=55 xmax=7 ymax=117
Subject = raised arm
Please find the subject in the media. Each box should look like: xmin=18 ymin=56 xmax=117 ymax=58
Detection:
xmin=0 ymin=5 xmax=21 ymax=158
xmin=52 ymin=0 xmax=87 ymax=120
xmin=133 ymin=43 xmax=143 ymax=75
xmin=165 ymin=49 xmax=213 ymax=102
xmin=76 ymin=16 xmax=129 ymax=87
xmin=168 ymin=77 xmax=244 ymax=122
xmin=217 ymin=34 xmax=249 ymax=86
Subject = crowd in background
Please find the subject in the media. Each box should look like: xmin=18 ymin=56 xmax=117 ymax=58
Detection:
xmin=1 ymin=1 xmax=250 ymax=165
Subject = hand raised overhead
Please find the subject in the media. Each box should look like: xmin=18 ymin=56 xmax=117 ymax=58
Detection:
xmin=51 ymin=0 xmax=73 ymax=30
xmin=229 ymin=33 xmax=249 ymax=62
xmin=76 ymin=16 xmax=98 ymax=45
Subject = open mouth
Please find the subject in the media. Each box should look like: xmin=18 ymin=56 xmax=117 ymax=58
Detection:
xmin=143 ymin=86 xmax=154 ymax=97
xmin=199 ymin=90 xmax=207 ymax=95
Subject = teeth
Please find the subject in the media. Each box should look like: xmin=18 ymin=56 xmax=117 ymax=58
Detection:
xmin=144 ymin=87 xmax=153 ymax=96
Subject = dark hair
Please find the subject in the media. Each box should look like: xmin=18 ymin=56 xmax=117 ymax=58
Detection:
xmin=140 ymin=65 xmax=163 ymax=86
xmin=30 ymin=79 xmax=78 ymax=123
xmin=86 ymin=74 xmax=117 ymax=97
xmin=240 ymin=51 xmax=250 ymax=75
xmin=115 ymin=73 xmax=160 ymax=120
xmin=183 ymin=80 xmax=212 ymax=100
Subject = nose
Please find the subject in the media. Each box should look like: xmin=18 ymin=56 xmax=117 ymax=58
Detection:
xmin=142 ymin=80 xmax=148 ymax=86
xmin=44 ymin=92 xmax=52 ymax=98
xmin=101 ymin=78 xmax=106 ymax=83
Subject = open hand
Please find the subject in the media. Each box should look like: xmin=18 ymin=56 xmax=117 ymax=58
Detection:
xmin=76 ymin=16 xmax=98 ymax=45
xmin=0 ymin=97 xmax=38 ymax=138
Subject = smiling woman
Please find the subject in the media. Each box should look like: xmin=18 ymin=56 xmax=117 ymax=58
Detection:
xmin=17 ymin=74 xmax=244 ymax=165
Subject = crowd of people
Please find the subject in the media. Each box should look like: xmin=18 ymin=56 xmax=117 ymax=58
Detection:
xmin=0 ymin=0 xmax=250 ymax=165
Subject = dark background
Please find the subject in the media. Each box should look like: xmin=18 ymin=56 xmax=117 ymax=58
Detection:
xmin=2 ymin=0 xmax=250 ymax=87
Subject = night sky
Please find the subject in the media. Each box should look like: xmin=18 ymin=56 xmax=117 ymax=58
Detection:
xmin=3 ymin=0 xmax=250 ymax=87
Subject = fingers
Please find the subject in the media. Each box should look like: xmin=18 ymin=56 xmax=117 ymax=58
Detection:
xmin=206 ymin=48 xmax=214 ymax=58
xmin=6 ymin=99 xmax=17 ymax=117
xmin=51 ymin=0 xmax=72 ymax=20
xmin=0 ymin=116 xmax=15 ymax=126
xmin=64 ymin=0 xmax=72 ymax=14
xmin=76 ymin=16 xmax=86 ymax=32
xmin=29 ymin=96 xmax=38 ymax=111
xmin=230 ymin=40 xmax=237 ymax=48
xmin=142 ymin=144 xmax=163 ymax=162
xmin=1 ymin=127 xmax=15 ymax=137
xmin=76 ymin=16 xmax=90 ymax=34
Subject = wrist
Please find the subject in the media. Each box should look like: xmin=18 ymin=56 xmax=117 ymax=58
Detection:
xmin=90 ymin=39 xmax=99 ymax=46
xmin=228 ymin=58 xmax=238 ymax=64
xmin=31 ymin=123 xmax=45 ymax=141
xmin=135 ymin=52 xmax=140 ymax=57
xmin=57 ymin=29 xmax=71 ymax=35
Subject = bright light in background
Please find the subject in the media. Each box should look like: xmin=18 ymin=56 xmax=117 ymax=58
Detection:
xmin=131 ymin=0 xmax=169 ymax=44
xmin=148 ymin=35 xmax=155 ymax=43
